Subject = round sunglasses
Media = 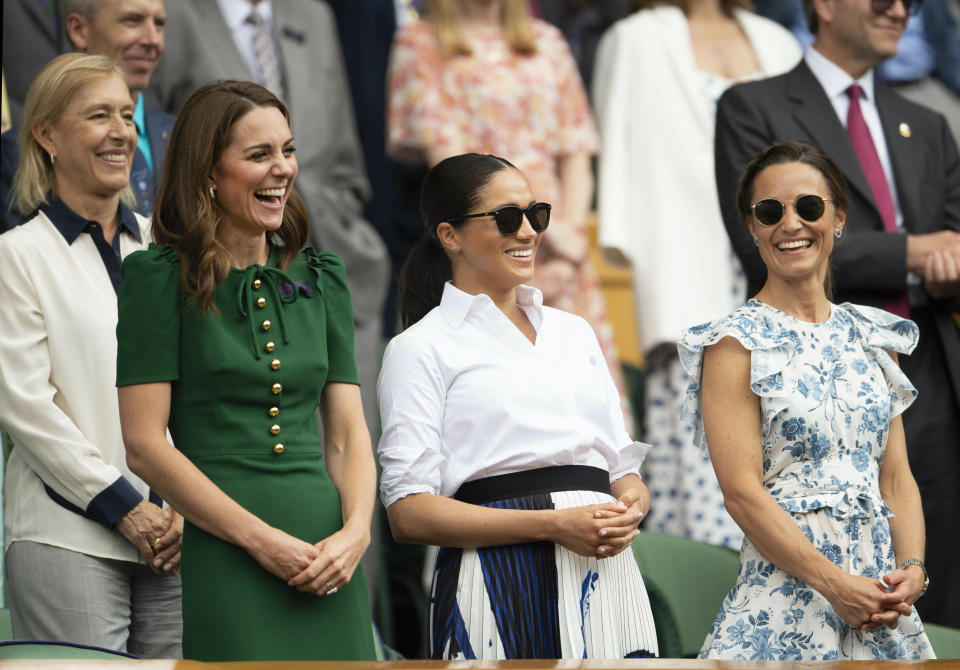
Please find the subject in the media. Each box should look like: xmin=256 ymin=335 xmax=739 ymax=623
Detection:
xmin=452 ymin=202 xmax=551 ymax=236
xmin=751 ymin=194 xmax=834 ymax=227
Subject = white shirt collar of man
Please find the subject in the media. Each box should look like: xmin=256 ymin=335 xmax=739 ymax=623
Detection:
xmin=804 ymin=46 xmax=876 ymax=105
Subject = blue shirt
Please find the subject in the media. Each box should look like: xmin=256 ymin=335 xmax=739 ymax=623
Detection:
xmin=133 ymin=95 xmax=154 ymax=175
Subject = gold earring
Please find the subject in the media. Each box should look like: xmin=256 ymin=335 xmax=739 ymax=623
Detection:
xmin=209 ymin=186 xmax=216 ymax=200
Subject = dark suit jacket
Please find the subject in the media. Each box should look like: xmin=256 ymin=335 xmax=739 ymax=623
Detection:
xmin=714 ymin=60 xmax=960 ymax=406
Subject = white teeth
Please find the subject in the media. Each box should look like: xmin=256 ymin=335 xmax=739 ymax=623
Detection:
xmin=777 ymin=240 xmax=811 ymax=250
xmin=100 ymin=153 xmax=126 ymax=162
xmin=256 ymin=188 xmax=285 ymax=197
xmin=506 ymin=249 xmax=533 ymax=257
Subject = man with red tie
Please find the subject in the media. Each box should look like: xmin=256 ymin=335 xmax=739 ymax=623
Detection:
xmin=714 ymin=0 xmax=960 ymax=628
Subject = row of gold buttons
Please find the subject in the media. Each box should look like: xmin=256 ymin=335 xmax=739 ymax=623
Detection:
xmin=255 ymin=278 xmax=285 ymax=455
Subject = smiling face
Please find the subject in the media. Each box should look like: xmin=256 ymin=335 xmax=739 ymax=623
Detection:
xmin=210 ymin=105 xmax=298 ymax=238
xmin=748 ymin=161 xmax=845 ymax=287
xmin=817 ymin=0 xmax=907 ymax=72
xmin=444 ymin=168 xmax=542 ymax=295
xmin=69 ymin=0 xmax=166 ymax=93
xmin=36 ymin=72 xmax=136 ymax=204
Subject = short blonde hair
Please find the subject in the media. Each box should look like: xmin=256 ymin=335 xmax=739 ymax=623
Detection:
xmin=12 ymin=52 xmax=134 ymax=216
xmin=426 ymin=0 xmax=536 ymax=58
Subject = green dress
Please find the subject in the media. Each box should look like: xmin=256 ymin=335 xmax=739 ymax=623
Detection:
xmin=116 ymin=244 xmax=375 ymax=661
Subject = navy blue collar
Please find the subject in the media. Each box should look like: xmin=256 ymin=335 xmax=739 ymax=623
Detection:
xmin=42 ymin=199 xmax=142 ymax=245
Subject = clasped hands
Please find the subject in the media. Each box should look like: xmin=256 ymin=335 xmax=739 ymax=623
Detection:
xmin=827 ymin=565 xmax=926 ymax=632
xmin=115 ymin=500 xmax=183 ymax=576
xmin=249 ymin=524 xmax=369 ymax=598
xmin=555 ymin=490 xmax=647 ymax=560
xmin=909 ymin=230 xmax=960 ymax=299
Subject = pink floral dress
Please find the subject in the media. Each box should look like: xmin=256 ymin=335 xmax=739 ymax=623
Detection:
xmin=388 ymin=18 xmax=631 ymax=427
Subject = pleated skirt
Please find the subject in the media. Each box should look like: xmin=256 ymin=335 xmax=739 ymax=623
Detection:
xmin=428 ymin=466 xmax=659 ymax=660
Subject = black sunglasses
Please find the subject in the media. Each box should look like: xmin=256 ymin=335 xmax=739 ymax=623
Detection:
xmin=452 ymin=202 xmax=551 ymax=236
xmin=871 ymin=0 xmax=922 ymax=14
xmin=751 ymin=195 xmax=834 ymax=227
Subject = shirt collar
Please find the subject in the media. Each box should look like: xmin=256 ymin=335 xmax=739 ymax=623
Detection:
xmin=805 ymin=46 xmax=875 ymax=103
xmin=42 ymin=199 xmax=142 ymax=244
xmin=132 ymin=94 xmax=146 ymax=138
xmin=438 ymin=281 xmax=544 ymax=330
xmin=216 ymin=0 xmax=274 ymax=32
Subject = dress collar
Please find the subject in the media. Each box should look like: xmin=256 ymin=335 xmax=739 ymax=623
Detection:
xmin=42 ymin=198 xmax=142 ymax=245
xmin=438 ymin=281 xmax=544 ymax=330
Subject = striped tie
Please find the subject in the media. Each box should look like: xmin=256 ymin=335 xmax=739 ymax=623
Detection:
xmin=246 ymin=10 xmax=285 ymax=100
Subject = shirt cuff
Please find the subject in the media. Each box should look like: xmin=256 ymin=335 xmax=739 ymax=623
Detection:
xmin=87 ymin=476 xmax=144 ymax=527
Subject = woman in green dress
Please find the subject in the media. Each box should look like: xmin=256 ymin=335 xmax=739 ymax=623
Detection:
xmin=115 ymin=81 xmax=377 ymax=662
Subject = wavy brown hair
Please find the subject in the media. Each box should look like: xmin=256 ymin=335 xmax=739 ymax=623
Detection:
xmin=152 ymin=80 xmax=308 ymax=314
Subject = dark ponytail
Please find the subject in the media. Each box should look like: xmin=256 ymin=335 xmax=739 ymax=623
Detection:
xmin=398 ymin=153 xmax=516 ymax=328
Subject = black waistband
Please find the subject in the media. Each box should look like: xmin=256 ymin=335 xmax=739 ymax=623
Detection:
xmin=453 ymin=465 xmax=611 ymax=505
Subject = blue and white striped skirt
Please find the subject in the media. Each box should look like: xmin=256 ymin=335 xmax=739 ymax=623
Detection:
xmin=428 ymin=466 xmax=659 ymax=660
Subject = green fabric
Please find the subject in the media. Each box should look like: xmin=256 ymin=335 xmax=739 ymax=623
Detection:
xmin=0 ymin=609 xmax=11 ymax=642
xmin=116 ymin=245 xmax=373 ymax=661
xmin=925 ymin=623 xmax=960 ymax=659
xmin=632 ymin=531 xmax=740 ymax=657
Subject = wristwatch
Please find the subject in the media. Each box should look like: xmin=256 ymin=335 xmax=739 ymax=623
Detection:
xmin=899 ymin=558 xmax=929 ymax=596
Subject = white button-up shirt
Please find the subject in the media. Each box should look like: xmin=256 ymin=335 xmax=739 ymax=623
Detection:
xmin=377 ymin=282 xmax=649 ymax=508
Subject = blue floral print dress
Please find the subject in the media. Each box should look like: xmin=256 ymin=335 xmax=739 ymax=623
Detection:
xmin=678 ymin=300 xmax=934 ymax=661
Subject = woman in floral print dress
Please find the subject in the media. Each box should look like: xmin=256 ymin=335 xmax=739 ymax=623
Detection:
xmin=679 ymin=141 xmax=933 ymax=660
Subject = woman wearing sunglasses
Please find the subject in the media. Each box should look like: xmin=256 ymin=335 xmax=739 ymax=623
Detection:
xmin=680 ymin=141 xmax=933 ymax=660
xmin=377 ymin=153 xmax=658 ymax=660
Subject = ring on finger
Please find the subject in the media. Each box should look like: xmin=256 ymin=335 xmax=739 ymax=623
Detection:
xmin=325 ymin=582 xmax=338 ymax=596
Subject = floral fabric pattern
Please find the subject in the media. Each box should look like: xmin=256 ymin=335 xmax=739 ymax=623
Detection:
xmin=678 ymin=300 xmax=933 ymax=660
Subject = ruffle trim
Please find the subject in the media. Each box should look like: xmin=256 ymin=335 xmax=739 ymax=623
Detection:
xmin=768 ymin=483 xmax=892 ymax=521
xmin=677 ymin=302 xmax=919 ymax=450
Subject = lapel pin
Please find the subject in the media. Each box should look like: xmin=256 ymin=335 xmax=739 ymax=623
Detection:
xmin=899 ymin=122 xmax=911 ymax=138
xmin=282 ymin=26 xmax=305 ymax=43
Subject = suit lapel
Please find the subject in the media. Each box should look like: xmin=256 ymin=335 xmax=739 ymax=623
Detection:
xmin=272 ymin=3 xmax=309 ymax=119
xmin=786 ymin=62 xmax=880 ymax=224
xmin=200 ymin=0 xmax=254 ymax=80
xmin=144 ymin=107 xmax=173 ymax=177
xmin=876 ymin=86 xmax=923 ymax=234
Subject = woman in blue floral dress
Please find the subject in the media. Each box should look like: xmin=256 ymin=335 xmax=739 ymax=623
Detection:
xmin=679 ymin=141 xmax=934 ymax=660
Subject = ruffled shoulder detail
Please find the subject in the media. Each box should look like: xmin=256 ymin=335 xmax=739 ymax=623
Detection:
xmin=837 ymin=302 xmax=918 ymax=355
xmin=299 ymin=247 xmax=348 ymax=297
xmin=835 ymin=303 xmax=918 ymax=419
xmin=678 ymin=302 xmax=801 ymax=449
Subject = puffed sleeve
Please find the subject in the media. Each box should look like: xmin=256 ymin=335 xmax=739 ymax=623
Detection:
xmin=841 ymin=303 xmax=919 ymax=419
xmin=305 ymin=249 xmax=359 ymax=385
xmin=116 ymin=244 xmax=182 ymax=386
xmin=386 ymin=21 xmax=460 ymax=157
xmin=376 ymin=329 xmax=447 ymax=508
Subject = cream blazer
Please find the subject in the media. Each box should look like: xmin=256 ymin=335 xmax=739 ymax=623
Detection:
xmin=594 ymin=7 xmax=802 ymax=350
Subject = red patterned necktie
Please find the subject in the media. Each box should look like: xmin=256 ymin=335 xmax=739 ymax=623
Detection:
xmin=845 ymin=83 xmax=910 ymax=318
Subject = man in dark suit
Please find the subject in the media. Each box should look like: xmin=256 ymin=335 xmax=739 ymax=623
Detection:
xmin=64 ymin=0 xmax=173 ymax=214
xmin=715 ymin=0 xmax=960 ymax=626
